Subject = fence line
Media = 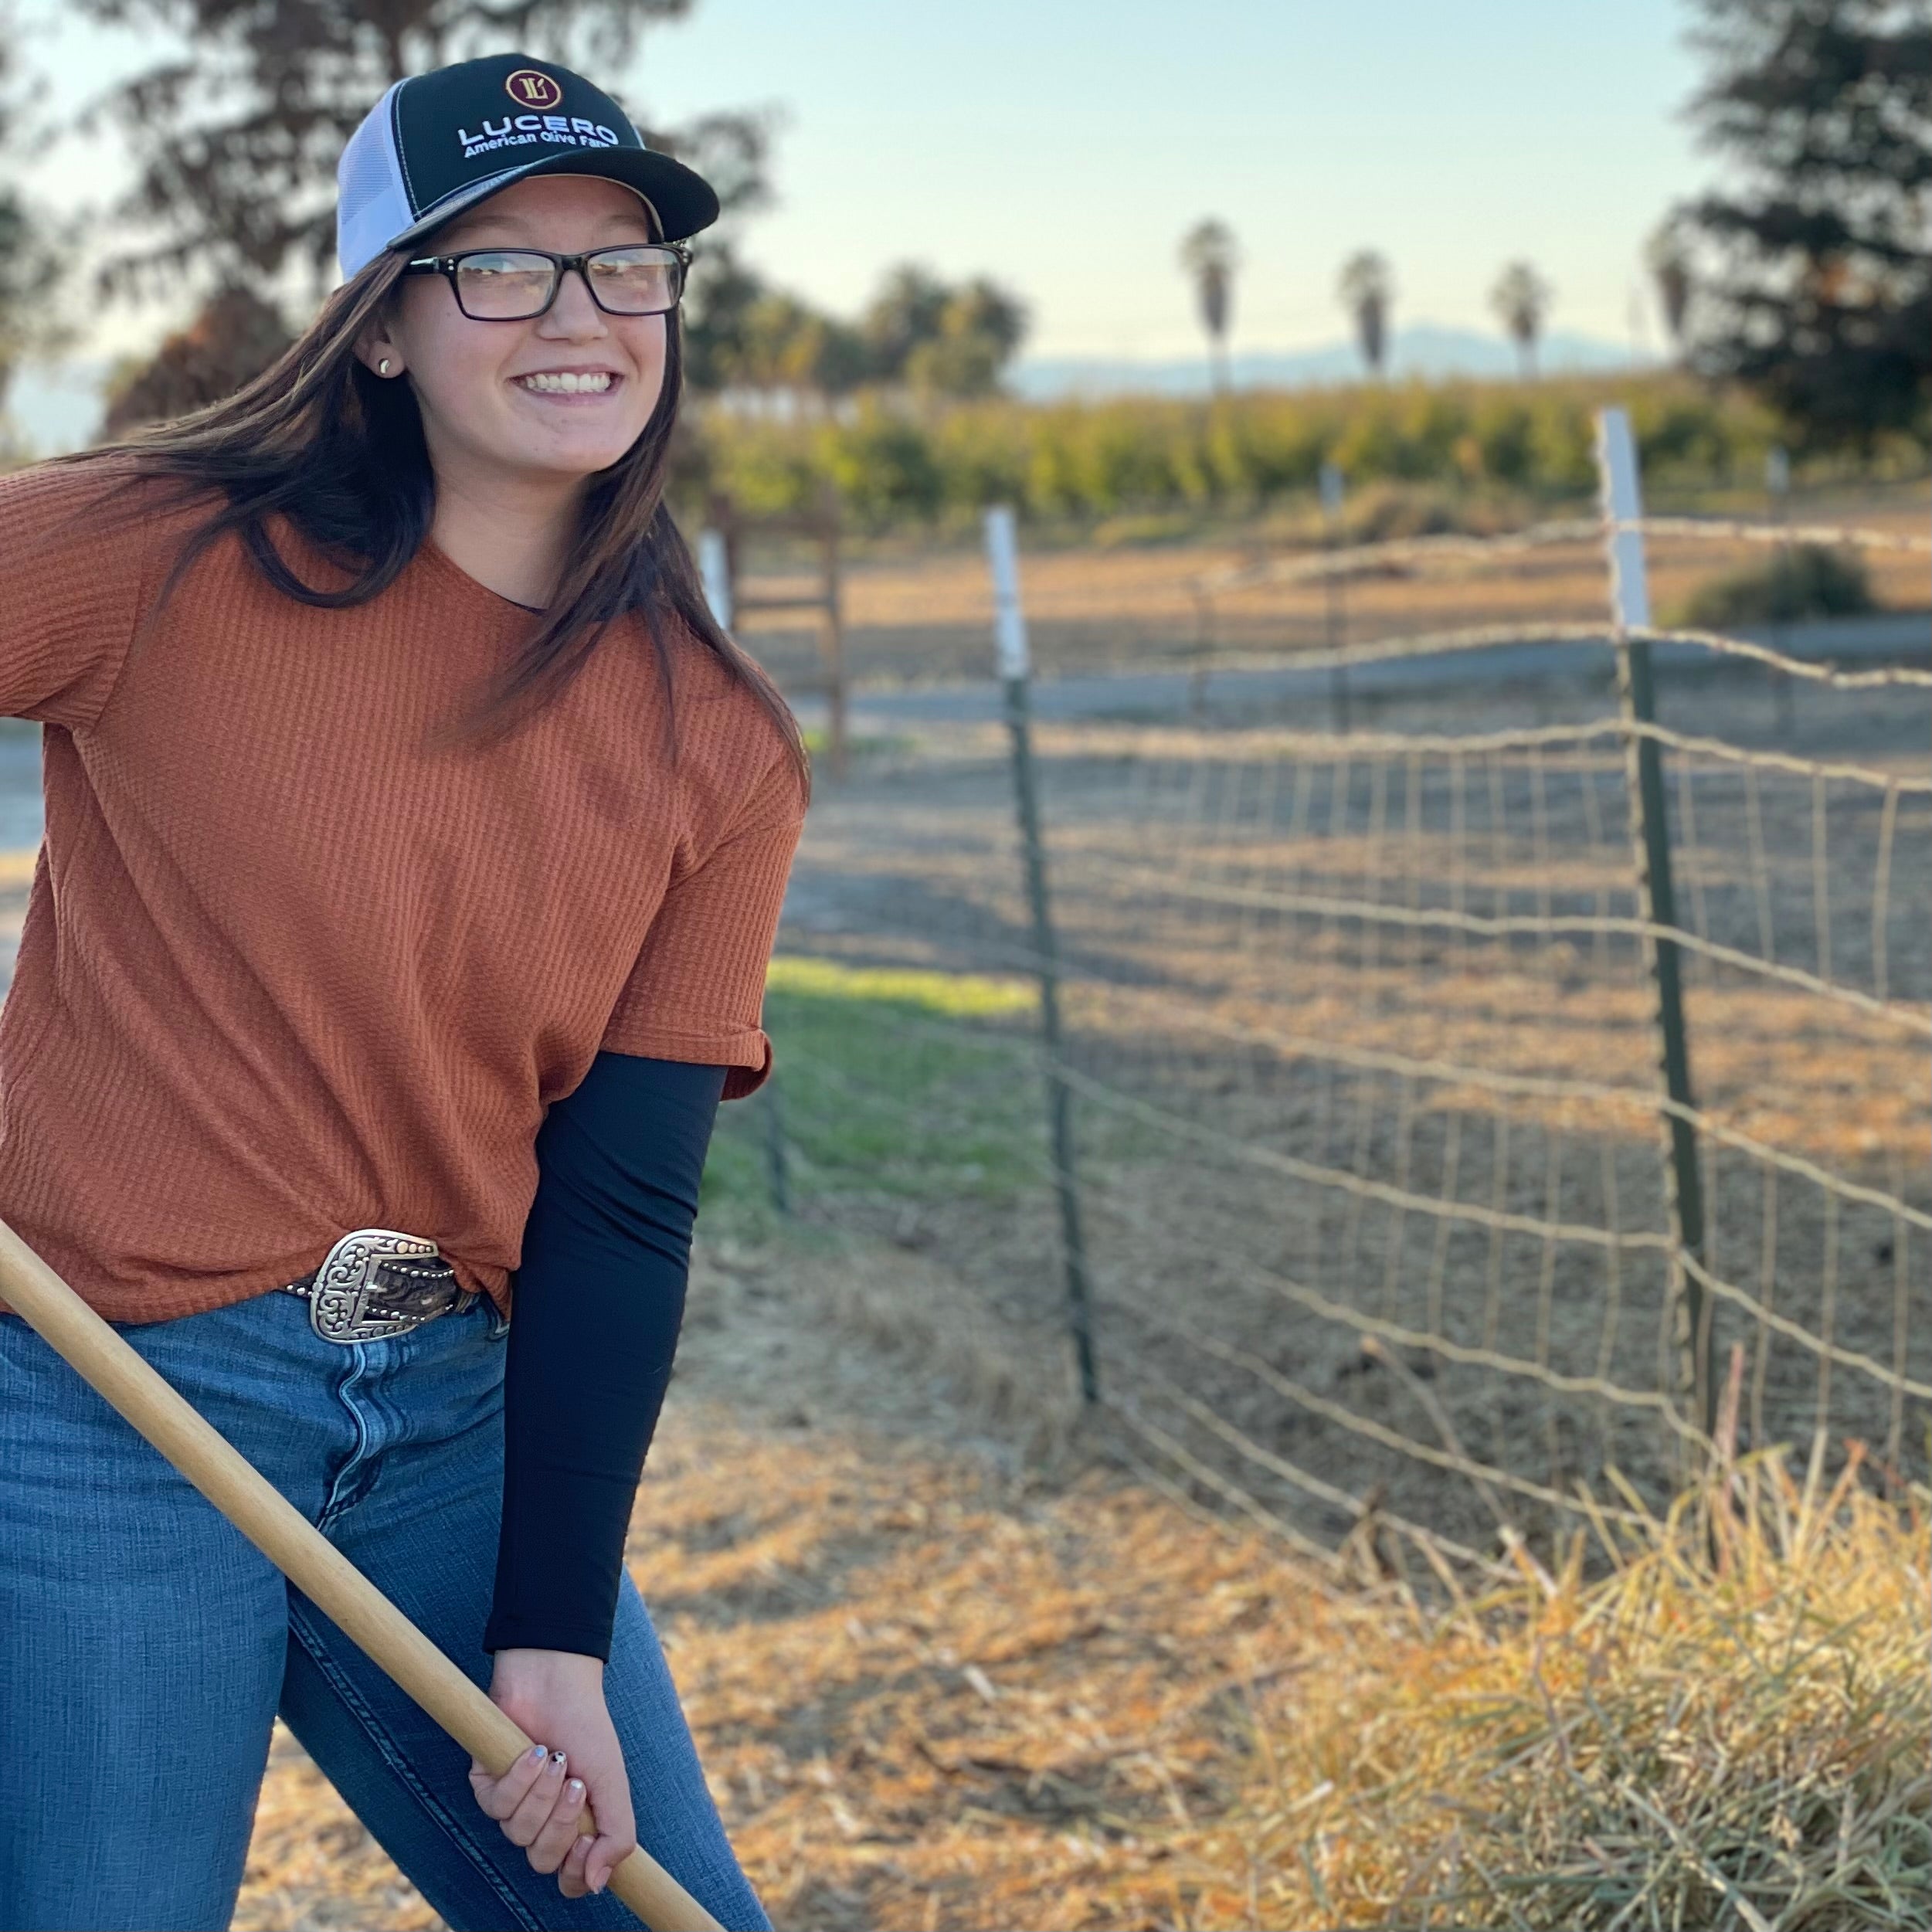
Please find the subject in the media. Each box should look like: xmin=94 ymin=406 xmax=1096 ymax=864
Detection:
xmin=722 ymin=420 xmax=1930 ymax=1586
xmin=1136 ymin=621 xmax=1932 ymax=691
xmin=1029 ymin=714 xmax=1932 ymax=793
xmin=769 ymin=956 xmax=1929 ymax=1239
xmin=1101 ymin=1257 xmax=1665 ymax=1526
xmin=1115 ymin=1369 xmax=1530 ymax=1581
xmin=1628 ymin=514 xmax=1932 ymax=555
xmin=1056 ymin=1058 xmax=1672 ymax=1255
xmin=1078 ymin=1166 xmax=1686 ymax=1431
xmin=1634 ymin=623 xmax=1932 ymax=688
xmin=1190 ymin=513 xmax=1932 ymax=601
xmin=1055 ymin=981 xmax=1932 ymax=1232
xmin=1056 ymin=856 xmax=1930 ymax=1034
xmin=1196 ymin=521 xmax=1602 ymax=596
xmin=1671 ymin=1247 xmax=1932 ymax=1405
xmin=1635 ymin=725 xmax=1927 ymax=794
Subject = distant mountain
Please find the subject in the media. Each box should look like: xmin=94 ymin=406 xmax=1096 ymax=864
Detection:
xmin=1010 ymin=324 xmax=1651 ymax=400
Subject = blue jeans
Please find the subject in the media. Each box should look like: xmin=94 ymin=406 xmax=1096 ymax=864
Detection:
xmin=0 ymin=1288 xmax=769 ymax=1932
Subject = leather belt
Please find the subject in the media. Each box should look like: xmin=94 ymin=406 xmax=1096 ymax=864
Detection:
xmin=277 ymin=1227 xmax=477 ymax=1343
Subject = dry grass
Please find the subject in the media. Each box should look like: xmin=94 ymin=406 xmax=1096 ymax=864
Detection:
xmin=237 ymin=1727 xmax=442 ymax=1931
xmin=235 ymin=1241 xmax=1929 ymax=1930
xmin=1144 ymin=1396 xmax=1931 ymax=1929
xmin=633 ymin=1403 xmax=1329 ymax=1930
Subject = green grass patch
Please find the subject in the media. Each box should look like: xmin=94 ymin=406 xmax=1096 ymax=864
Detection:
xmin=800 ymin=727 xmax=920 ymax=760
xmin=765 ymin=956 xmax=1037 ymax=1018
xmin=702 ymin=956 xmax=1046 ymax=1223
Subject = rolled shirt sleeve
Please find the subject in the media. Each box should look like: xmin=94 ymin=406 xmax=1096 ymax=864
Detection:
xmin=597 ymin=740 xmax=807 ymax=1099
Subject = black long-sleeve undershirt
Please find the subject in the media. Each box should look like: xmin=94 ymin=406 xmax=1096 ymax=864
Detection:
xmin=481 ymin=1051 xmax=726 ymax=1662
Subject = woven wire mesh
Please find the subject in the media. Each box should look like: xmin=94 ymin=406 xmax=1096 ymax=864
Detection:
xmin=717 ymin=511 xmax=1932 ymax=1584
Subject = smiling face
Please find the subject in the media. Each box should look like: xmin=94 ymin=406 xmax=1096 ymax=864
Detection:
xmin=357 ymin=172 xmax=671 ymax=494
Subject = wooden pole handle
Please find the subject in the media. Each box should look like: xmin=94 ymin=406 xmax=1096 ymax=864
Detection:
xmin=0 ymin=1221 xmax=724 ymax=1932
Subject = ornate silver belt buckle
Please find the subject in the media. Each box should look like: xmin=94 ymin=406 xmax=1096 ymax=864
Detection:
xmin=307 ymin=1227 xmax=445 ymax=1343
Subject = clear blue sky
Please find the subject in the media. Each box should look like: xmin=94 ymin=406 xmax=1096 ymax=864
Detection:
xmin=19 ymin=0 xmax=1711 ymax=363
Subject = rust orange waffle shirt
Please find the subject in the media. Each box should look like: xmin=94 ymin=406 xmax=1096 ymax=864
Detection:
xmin=0 ymin=458 xmax=805 ymax=1324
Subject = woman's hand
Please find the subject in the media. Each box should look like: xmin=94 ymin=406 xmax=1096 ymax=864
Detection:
xmin=468 ymin=1647 xmax=638 ymax=1898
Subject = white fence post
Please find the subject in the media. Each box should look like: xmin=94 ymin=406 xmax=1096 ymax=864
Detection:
xmin=697 ymin=527 xmax=732 ymax=632
xmin=984 ymin=505 xmax=1030 ymax=681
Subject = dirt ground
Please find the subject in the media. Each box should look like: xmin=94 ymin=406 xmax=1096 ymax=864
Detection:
xmin=214 ymin=1214 xmax=1932 ymax=1932
xmin=733 ymin=488 xmax=1932 ymax=690
xmin=770 ymin=647 xmax=1931 ymax=1561
xmin=233 ymin=1229 xmax=1341 ymax=1932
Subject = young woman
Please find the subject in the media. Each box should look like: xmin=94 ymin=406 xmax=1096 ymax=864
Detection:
xmin=0 ymin=52 xmax=802 ymax=1932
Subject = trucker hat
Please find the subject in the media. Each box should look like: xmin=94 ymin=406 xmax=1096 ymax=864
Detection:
xmin=336 ymin=52 xmax=720 ymax=280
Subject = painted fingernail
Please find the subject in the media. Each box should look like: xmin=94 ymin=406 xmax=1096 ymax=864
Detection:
xmin=527 ymin=1744 xmax=547 ymax=1765
xmin=566 ymin=1778 xmax=584 ymax=1799
xmin=549 ymin=1750 xmax=566 ymax=1769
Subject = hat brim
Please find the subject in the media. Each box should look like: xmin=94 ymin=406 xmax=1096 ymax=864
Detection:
xmin=388 ymin=144 xmax=721 ymax=252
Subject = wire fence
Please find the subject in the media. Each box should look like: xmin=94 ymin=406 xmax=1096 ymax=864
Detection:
xmin=712 ymin=409 xmax=1930 ymax=1591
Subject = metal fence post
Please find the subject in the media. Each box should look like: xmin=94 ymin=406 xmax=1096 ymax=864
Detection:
xmin=984 ymin=505 xmax=1101 ymax=1404
xmin=1320 ymin=460 xmax=1351 ymax=734
xmin=813 ymin=484 xmax=850 ymax=783
xmin=763 ymin=1074 xmax=789 ymax=1217
xmin=1595 ymin=407 xmax=1714 ymax=1465
xmin=1766 ymin=444 xmax=1795 ymax=736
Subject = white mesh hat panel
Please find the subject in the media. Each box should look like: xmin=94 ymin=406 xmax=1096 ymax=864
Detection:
xmin=331 ymin=56 xmax=717 ymax=277
xmin=335 ymin=83 xmax=413 ymax=282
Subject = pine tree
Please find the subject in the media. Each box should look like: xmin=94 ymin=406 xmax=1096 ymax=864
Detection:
xmin=73 ymin=0 xmax=770 ymax=300
xmin=1670 ymin=0 xmax=1932 ymax=450
xmin=0 ymin=10 xmax=66 ymax=424
xmin=99 ymin=287 xmax=294 ymax=436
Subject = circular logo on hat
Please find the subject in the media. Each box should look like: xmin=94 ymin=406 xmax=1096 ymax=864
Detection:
xmin=504 ymin=68 xmax=564 ymax=110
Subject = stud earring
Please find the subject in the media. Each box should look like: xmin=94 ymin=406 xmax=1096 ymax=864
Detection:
xmin=378 ymin=358 xmax=392 ymax=376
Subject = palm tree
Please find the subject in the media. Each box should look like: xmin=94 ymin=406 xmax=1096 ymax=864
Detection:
xmin=1646 ymin=225 xmax=1693 ymax=362
xmin=1489 ymin=261 xmax=1553 ymax=379
xmin=1179 ymin=219 xmax=1238 ymax=395
xmin=1337 ymin=250 xmax=1393 ymax=379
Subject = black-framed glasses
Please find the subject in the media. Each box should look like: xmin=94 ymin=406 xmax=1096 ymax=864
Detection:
xmin=401 ymin=243 xmax=691 ymax=321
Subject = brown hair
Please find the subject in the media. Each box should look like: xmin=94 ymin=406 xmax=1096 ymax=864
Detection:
xmin=63 ymin=247 xmax=809 ymax=793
